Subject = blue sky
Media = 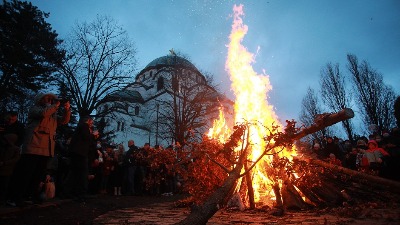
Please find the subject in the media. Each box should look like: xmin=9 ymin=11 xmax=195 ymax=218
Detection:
xmin=29 ymin=0 xmax=400 ymax=124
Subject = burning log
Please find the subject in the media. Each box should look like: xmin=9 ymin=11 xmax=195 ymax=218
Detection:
xmin=175 ymin=109 xmax=354 ymax=225
xmin=308 ymin=158 xmax=400 ymax=194
xmin=175 ymin=125 xmax=248 ymax=225
xmin=281 ymin=181 xmax=312 ymax=210
xmin=244 ymin=161 xmax=256 ymax=209
xmin=291 ymin=108 xmax=354 ymax=140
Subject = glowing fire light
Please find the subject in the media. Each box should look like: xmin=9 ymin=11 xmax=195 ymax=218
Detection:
xmin=208 ymin=4 xmax=297 ymax=207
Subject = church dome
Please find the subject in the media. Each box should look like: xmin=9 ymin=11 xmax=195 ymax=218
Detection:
xmin=106 ymin=89 xmax=144 ymax=103
xmin=143 ymin=55 xmax=199 ymax=72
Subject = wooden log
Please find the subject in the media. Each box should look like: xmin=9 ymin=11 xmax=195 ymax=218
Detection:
xmin=291 ymin=108 xmax=354 ymax=140
xmin=295 ymin=184 xmax=325 ymax=206
xmin=309 ymin=179 xmax=344 ymax=206
xmin=281 ymin=181 xmax=311 ymax=210
xmin=244 ymin=161 xmax=255 ymax=209
xmin=309 ymin=158 xmax=400 ymax=194
xmin=175 ymin=127 xmax=249 ymax=225
xmin=272 ymin=183 xmax=283 ymax=208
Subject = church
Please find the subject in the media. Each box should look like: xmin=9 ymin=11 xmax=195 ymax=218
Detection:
xmin=97 ymin=52 xmax=233 ymax=149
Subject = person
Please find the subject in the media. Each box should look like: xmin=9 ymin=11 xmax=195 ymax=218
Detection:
xmin=124 ymin=140 xmax=139 ymax=195
xmin=311 ymin=143 xmax=328 ymax=160
xmin=329 ymin=153 xmax=342 ymax=166
xmin=7 ymin=93 xmax=71 ymax=207
xmin=0 ymin=134 xmax=20 ymax=205
xmin=324 ymin=136 xmax=343 ymax=161
xmin=0 ymin=111 xmax=25 ymax=147
xmin=111 ymin=144 xmax=124 ymax=196
xmin=100 ymin=144 xmax=115 ymax=195
xmin=363 ymin=140 xmax=390 ymax=175
xmin=344 ymin=146 xmax=358 ymax=170
xmin=88 ymin=138 xmax=103 ymax=195
xmin=64 ymin=116 xmax=96 ymax=201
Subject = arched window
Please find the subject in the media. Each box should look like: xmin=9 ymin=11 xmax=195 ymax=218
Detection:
xmin=117 ymin=121 xmax=121 ymax=131
xmin=135 ymin=106 xmax=140 ymax=116
xmin=157 ymin=77 xmax=164 ymax=91
xmin=121 ymin=122 xmax=125 ymax=131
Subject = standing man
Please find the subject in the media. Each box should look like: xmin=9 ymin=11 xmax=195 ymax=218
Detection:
xmin=7 ymin=93 xmax=71 ymax=206
xmin=124 ymin=140 xmax=139 ymax=195
xmin=64 ymin=116 xmax=96 ymax=201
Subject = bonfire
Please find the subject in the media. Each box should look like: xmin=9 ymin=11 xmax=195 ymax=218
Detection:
xmin=174 ymin=4 xmax=400 ymax=225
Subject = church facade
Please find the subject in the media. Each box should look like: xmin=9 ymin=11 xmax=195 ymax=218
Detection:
xmin=97 ymin=53 xmax=233 ymax=149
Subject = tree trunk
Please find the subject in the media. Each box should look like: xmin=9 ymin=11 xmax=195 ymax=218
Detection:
xmin=244 ymin=161 xmax=255 ymax=209
xmin=281 ymin=181 xmax=311 ymax=210
xmin=175 ymin=160 xmax=245 ymax=225
xmin=175 ymin=128 xmax=249 ymax=225
xmin=309 ymin=158 xmax=400 ymax=194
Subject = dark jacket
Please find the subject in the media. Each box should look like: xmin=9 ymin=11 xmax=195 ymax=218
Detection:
xmin=69 ymin=122 xmax=94 ymax=158
xmin=0 ymin=134 xmax=21 ymax=176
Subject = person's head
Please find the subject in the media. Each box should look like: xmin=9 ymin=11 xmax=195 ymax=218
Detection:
xmin=329 ymin=153 xmax=336 ymax=160
xmin=143 ymin=143 xmax=150 ymax=150
xmin=4 ymin=111 xmax=18 ymax=125
xmin=80 ymin=116 xmax=93 ymax=127
xmin=368 ymin=140 xmax=378 ymax=149
xmin=375 ymin=134 xmax=383 ymax=143
xmin=106 ymin=144 xmax=115 ymax=153
xmin=356 ymin=139 xmax=367 ymax=149
xmin=128 ymin=140 xmax=134 ymax=147
xmin=313 ymin=143 xmax=320 ymax=150
xmin=344 ymin=140 xmax=352 ymax=148
xmin=36 ymin=93 xmax=58 ymax=106
xmin=326 ymin=137 xmax=333 ymax=143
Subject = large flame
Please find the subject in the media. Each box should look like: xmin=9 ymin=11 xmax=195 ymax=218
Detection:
xmin=208 ymin=4 xmax=296 ymax=207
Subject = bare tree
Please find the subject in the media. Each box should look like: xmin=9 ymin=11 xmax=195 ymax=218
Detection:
xmin=347 ymin=54 xmax=396 ymax=132
xmin=320 ymin=63 xmax=354 ymax=141
xmin=57 ymin=15 xmax=137 ymax=117
xmin=395 ymin=96 xmax=400 ymax=128
xmin=299 ymin=87 xmax=332 ymax=142
xmin=154 ymin=66 xmax=223 ymax=146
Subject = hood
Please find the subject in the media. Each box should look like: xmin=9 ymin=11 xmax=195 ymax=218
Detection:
xmin=368 ymin=140 xmax=378 ymax=147
xmin=34 ymin=93 xmax=58 ymax=105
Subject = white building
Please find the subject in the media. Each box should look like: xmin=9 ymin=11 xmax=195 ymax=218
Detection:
xmin=98 ymin=53 xmax=233 ymax=149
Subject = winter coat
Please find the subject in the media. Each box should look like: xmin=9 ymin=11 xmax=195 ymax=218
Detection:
xmin=22 ymin=93 xmax=71 ymax=157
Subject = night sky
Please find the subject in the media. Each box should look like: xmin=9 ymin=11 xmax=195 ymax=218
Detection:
xmin=29 ymin=0 xmax=400 ymax=125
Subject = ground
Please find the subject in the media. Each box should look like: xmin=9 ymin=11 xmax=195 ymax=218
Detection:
xmin=0 ymin=194 xmax=399 ymax=225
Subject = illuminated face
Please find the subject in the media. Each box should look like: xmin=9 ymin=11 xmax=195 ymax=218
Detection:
xmin=368 ymin=143 xmax=377 ymax=149
xmin=41 ymin=95 xmax=53 ymax=105
xmin=86 ymin=119 xmax=94 ymax=127
xmin=6 ymin=115 xmax=17 ymax=124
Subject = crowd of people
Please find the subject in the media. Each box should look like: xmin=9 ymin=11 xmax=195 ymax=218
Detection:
xmin=1 ymin=92 xmax=400 ymax=208
xmin=310 ymin=130 xmax=400 ymax=180
xmin=0 ymin=93 xmax=180 ymax=208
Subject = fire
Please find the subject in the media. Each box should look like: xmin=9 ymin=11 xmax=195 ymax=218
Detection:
xmin=208 ymin=4 xmax=297 ymax=207
xmin=207 ymin=106 xmax=231 ymax=143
